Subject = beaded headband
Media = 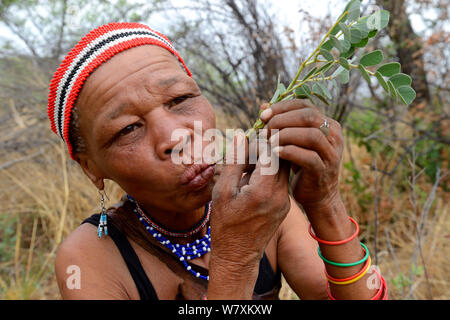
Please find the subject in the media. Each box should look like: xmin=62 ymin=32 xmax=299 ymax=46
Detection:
xmin=47 ymin=22 xmax=192 ymax=160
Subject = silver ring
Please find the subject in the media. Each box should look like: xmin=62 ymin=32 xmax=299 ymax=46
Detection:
xmin=319 ymin=118 xmax=330 ymax=137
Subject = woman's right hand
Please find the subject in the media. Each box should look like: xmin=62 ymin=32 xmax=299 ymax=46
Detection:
xmin=207 ymin=132 xmax=291 ymax=299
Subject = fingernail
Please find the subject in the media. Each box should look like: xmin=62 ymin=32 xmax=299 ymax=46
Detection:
xmin=269 ymin=133 xmax=279 ymax=146
xmin=272 ymin=146 xmax=283 ymax=156
xmin=260 ymin=108 xmax=272 ymax=122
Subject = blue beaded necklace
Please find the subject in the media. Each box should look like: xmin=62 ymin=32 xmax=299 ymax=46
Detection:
xmin=127 ymin=195 xmax=211 ymax=280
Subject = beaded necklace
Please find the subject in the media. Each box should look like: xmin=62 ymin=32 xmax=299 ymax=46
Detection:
xmin=127 ymin=195 xmax=211 ymax=280
xmin=128 ymin=195 xmax=211 ymax=238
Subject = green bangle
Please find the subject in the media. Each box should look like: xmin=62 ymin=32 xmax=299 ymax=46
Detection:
xmin=318 ymin=242 xmax=370 ymax=267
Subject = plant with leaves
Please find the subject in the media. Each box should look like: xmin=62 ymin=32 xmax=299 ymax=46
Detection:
xmin=246 ymin=0 xmax=417 ymax=139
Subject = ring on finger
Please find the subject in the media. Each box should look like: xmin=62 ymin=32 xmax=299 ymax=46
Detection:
xmin=319 ymin=118 xmax=330 ymax=137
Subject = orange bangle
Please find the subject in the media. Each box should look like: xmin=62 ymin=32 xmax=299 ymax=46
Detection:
xmin=309 ymin=217 xmax=359 ymax=245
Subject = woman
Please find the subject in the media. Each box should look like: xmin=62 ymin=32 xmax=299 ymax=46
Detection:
xmin=50 ymin=23 xmax=386 ymax=300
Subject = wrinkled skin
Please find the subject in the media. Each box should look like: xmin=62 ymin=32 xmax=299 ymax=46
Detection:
xmin=56 ymin=43 xmax=373 ymax=301
xmin=74 ymin=45 xmax=218 ymax=230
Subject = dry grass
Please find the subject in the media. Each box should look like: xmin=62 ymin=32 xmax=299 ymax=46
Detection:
xmin=0 ymin=139 xmax=124 ymax=299
xmin=0 ymin=116 xmax=448 ymax=300
xmin=340 ymin=139 xmax=449 ymax=300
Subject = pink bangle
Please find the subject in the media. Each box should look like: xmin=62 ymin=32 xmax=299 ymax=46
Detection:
xmin=370 ymin=269 xmax=387 ymax=300
xmin=309 ymin=217 xmax=359 ymax=245
xmin=326 ymin=269 xmax=387 ymax=300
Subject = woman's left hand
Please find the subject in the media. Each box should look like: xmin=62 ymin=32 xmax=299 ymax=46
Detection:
xmin=259 ymin=99 xmax=344 ymax=211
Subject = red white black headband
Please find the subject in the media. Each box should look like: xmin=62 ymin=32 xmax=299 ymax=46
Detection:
xmin=47 ymin=22 xmax=192 ymax=159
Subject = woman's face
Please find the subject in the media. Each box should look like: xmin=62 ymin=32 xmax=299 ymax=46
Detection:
xmin=75 ymin=45 xmax=216 ymax=211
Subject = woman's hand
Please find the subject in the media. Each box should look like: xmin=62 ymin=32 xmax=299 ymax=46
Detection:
xmin=207 ymin=132 xmax=291 ymax=299
xmin=260 ymin=99 xmax=344 ymax=212
xmin=257 ymin=101 xmax=383 ymax=301
xmin=211 ymin=132 xmax=291 ymax=262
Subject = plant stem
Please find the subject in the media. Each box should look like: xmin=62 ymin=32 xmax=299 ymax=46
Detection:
xmin=283 ymin=10 xmax=349 ymax=97
xmin=243 ymin=11 xmax=350 ymax=140
xmin=349 ymin=63 xmax=376 ymax=75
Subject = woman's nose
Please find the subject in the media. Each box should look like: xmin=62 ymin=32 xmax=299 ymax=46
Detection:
xmin=154 ymin=126 xmax=194 ymax=161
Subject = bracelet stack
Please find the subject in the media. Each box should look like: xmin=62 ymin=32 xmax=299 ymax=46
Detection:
xmin=309 ymin=217 xmax=388 ymax=300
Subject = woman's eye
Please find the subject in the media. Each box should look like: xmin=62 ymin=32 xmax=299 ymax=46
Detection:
xmin=118 ymin=123 xmax=141 ymax=137
xmin=168 ymin=94 xmax=193 ymax=108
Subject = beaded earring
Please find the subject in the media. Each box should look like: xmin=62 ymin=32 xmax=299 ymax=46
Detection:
xmin=98 ymin=189 xmax=109 ymax=239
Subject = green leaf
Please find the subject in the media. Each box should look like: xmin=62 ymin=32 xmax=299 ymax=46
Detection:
xmin=350 ymin=28 xmax=363 ymax=44
xmin=339 ymin=22 xmax=351 ymax=41
xmin=269 ymin=92 xmax=280 ymax=104
xmin=368 ymin=30 xmax=378 ymax=38
xmin=397 ymin=86 xmax=416 ymax=105
xmin=312 ymin=92 xmax=330 ymax=105
xmin=270 ymin=82 xmax=286 ymax=104
xmin=302 ymin=84 xmax=312 ymax=95
xmin=280 ymin=94 xmax=295 ymax=102
xmin=377 ymin=62 xmax=401 ymax=77
xmin=352 ymin=19 xmax=370 ymax=38
xmin=379 ymin=10 xmax=390 ymax=29
xmin=317 ymin=61 xmax=334 ymax=74
xmin=375 ymin=71 xmax=389 ymax=92
xmin=330 ymin=35 xmax=342 ymax=52
xmin=339 ymin=57 xmax=350 ymax=70
xmin=295 ymin=93 xmax=309 ymax=100
xmin=317 ymin=82 xmax=332 ymax=99
xmin=344 ymin=0 xmax=360 ymax=11
xmin=340 ymin=39 xmax=351 ymax=53
xmin=322 ymin=40 xmax=333 ymax=51
xmin=387 ymin=80 xmax=397 ymax=99
xmin=340 ymin=46 xmax=355 ymax=59
xmin=313 ymin=82 xmax=332 ymax=100
xmin=303 ymin=67 xmax=318 ymax=80
xmin=332 ymin=65 xmax=344 ymax=78
xmin=346 ymin=0 xmax=361 ymax=22
xmin=330 ymin=24 xmax=340 ymax=36
xmin=366 ymin=9 xmax=390 ymax=30
xmin=358 ymin=64 xmax=371 ymax=85
xmin=389 ymin=73 xmax=412 ymax=88
xmin=331 ymin=79 xmax=340 ymax=94
xmin=338 ymin=68 xmax=350 ymax=84
xmin=360 ymin=50 xmax=383 ymax=67
xmin=343 ymin=0 xmax=355 ymax=12
xmin=353 ymin=37 xmax=369 ymax=48
xmin=312 ymin=83 xmax=321 ymax=96
xmin=320 ymin=48 xmax=334 ymax=61
xmin=295 ymin=85 xmax=312 ymax=99
xmin=297 ymin=84 xmax=314 ymax=105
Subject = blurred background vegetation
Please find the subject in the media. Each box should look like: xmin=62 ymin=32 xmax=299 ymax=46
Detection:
xmin=0 ymin=0 xmax=448 ymax=299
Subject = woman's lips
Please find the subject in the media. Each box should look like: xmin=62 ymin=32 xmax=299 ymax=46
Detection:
xmin=180 ymin=163 xmax=216 ymax=191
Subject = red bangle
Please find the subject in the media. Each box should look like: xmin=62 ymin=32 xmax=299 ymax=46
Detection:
xmin=378 ymin=271 xmax=388 ymax=300
xmin=202 ymin=293 xmax=208 ymax=300
xmin=309 ymin=217 xmax=359 ymax=245
xmin=326 ymin=269 xmax=387 ymax=300
xmin=369 ymin=269 xmax=386 ymax=300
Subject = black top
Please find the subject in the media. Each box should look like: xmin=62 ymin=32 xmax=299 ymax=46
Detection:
xmin=82 ymin=214 xmax=281 ymax=300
